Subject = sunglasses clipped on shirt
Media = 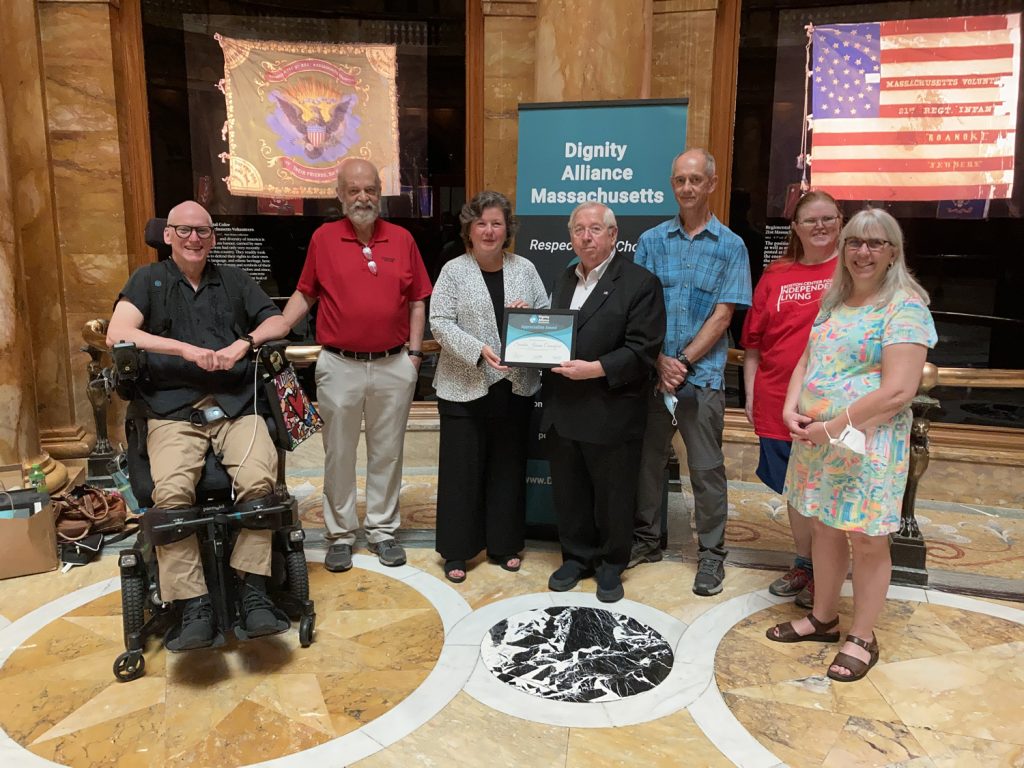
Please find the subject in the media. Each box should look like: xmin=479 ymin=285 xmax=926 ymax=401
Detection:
xmin=362 ymin=245 xmax=378 ymax=276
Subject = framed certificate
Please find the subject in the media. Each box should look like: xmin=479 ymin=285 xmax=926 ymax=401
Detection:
xmin=500 ymin=308 xmax=578 ymax=368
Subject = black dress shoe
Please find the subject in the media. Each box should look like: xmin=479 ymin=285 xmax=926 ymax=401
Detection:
xmin=595 ymin=567 xmax=625 ymax=603
xmin=548 ymin=561 xmax=591 ymax=592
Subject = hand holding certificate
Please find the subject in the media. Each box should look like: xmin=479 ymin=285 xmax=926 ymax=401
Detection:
xmin=500 ymin=308 xmax=578 ymax=368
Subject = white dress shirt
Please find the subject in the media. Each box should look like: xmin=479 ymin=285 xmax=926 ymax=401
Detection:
xmin=570 ymin=251 xmax=615 ymax=310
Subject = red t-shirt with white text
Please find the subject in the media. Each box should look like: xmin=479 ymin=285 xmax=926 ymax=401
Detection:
xmin=740 ymin=257 xmax=835 ymax=439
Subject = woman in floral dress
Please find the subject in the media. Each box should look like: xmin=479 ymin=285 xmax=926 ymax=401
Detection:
xmin=765 ymin=208 xmax=937 ymax=683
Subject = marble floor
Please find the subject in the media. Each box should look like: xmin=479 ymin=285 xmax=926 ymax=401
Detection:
xmin=1 ymin=441 xmax=1023 ymax=767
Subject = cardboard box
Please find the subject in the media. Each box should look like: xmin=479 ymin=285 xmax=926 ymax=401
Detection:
xmin=0 ymin=491 xmax=58 ymax=580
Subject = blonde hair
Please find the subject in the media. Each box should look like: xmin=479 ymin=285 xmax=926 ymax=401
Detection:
xmin=820 ymin=208 xmax=929 ymax=314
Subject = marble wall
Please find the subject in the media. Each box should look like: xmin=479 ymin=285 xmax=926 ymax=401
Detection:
xmin=37 ymin=0 xmax=132 ymax=451
xmin=482 ymin=0 xmax=718 ymax=203
xmin=0 ymin=0 xmax=86 ymax=460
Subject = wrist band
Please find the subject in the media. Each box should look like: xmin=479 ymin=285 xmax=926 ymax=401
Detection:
xmin=407 ymin=349 xmax=424 ymax=358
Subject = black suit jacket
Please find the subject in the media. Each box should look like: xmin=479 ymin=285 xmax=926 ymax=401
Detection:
xmin=539 ymin=253 xmax=666 ymax=445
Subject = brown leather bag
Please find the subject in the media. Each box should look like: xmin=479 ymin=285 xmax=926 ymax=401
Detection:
xmin=53 ymin=485 xmax=129 ymax=542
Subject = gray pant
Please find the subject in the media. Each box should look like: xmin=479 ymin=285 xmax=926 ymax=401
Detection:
xmin=635 ymin=382 xmax=728 ymax=553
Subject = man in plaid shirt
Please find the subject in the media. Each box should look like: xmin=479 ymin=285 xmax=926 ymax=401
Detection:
xmin=631 ymin=148 xmax=752 ymax=596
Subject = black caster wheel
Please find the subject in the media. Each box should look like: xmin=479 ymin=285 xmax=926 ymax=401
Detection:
xmin=113 ymin=650 xmax=145 ymax=682
xmin=299 ymin=614 xmax=315 ymax=647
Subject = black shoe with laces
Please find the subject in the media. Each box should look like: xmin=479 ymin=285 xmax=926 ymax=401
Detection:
xmin=240 ymin=574 xmax=288 ymax=638
xmin=693 ymin=551 xmax=726 ymax=596
xmin=166 ymin=594 xmax=216 ymax=651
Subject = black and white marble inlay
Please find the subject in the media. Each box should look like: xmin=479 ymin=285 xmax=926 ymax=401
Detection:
xmin=480 ymin=606 xmax=674 ymax=702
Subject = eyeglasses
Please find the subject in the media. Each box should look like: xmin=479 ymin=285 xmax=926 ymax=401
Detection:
xmin=797 ymin=215 xmax=839 ymax=228
xmin=362 ymin=245 xmax=378 ymax=276
xmin=167 ymin=224 xmax=214 ymax=239
xmin=845 ymin=237 xmax=892 ymax=253
xmin=571 ymin=225 xmax=607 ymax=237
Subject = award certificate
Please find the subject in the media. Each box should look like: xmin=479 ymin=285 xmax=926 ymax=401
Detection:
xmin=500 ymin=308 xmax=578 ymax=368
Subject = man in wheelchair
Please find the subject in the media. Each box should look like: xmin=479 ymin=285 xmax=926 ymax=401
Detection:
xmin=107 ymin=200 xmax=295 ymax=651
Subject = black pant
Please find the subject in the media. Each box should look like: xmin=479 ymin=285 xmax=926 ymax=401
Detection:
xmin=547 ymin=426 xmax=641 ymax=572
xmin=434 ymin=382 xmax=532 ymax=561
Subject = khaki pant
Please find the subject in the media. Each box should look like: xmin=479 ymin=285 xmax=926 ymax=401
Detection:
xmin=314 ymin=351 xmax=417 ymax=545
xmin=148 ymin=412 xmax=277 ymax=601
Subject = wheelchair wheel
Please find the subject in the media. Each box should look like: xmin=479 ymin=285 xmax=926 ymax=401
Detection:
xmin=285 ymin=549 xmax=309 ymax=602
xmin=121 ymin=571 xmax=147 ymax=640
xmin=113 ymin=650 xmax=145 ymax=682
xmin=299 ymin=614 xmax=315 ymax=648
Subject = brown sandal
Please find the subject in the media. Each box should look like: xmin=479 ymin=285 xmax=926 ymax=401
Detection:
xmin=766 ymin=612 xmax=840 ymax=643
xmin=827 ymin=634 xmax=879 ymax=682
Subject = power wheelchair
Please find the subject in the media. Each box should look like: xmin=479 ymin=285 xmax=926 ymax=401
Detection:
xmin=108 ymin=339 xmax=317 ymax=683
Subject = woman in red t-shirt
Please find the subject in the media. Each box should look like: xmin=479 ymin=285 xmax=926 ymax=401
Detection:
xmin=741 ymin=190 xmax=841 ymax=608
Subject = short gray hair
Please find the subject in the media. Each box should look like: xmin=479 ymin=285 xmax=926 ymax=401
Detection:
xmin=567 ymin=202 xmax=617 ymax=232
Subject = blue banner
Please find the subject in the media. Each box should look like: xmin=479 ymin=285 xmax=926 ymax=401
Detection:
xmin=515 ymin=100 xmax=687 ymax=289
xmin=516 ymin=100 xmax=687 ymax=217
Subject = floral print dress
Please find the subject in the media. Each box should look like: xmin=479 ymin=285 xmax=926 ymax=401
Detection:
xmin=785 ymin=290 xmax=937 ymax=535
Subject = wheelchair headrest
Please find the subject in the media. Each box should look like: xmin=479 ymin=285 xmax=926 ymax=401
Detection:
xmin=145 ymin=217 xmax=172 ymax=260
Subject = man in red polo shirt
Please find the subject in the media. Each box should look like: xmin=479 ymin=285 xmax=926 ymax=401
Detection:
xmin=281 ymin=159 xmax=432 ymax=572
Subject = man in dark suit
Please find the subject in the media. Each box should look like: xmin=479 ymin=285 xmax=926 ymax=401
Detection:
xmin=541 ymin=202 xmax=666 ymax=602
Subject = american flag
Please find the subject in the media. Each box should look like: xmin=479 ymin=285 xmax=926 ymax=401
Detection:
xmin=808 ymin=14 xmax=1020 ymax=201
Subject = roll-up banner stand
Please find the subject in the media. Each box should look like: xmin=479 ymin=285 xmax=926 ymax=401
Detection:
xmin=515 ymin=99 xmax=688 ymax=532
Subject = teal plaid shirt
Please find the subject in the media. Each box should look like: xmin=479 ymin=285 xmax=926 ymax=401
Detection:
xmin=634 ymin=215 xmax=751 ymax=390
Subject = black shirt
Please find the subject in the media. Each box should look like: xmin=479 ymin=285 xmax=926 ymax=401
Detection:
xmin=117 ymin=258 xmax=281 ymax=419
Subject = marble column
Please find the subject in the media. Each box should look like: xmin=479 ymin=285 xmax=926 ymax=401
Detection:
xmin=0 ymin=0 xmax=90 ymax=462
xmin=534 ymin=0 xmax=652 ymax=102
xmin=37 ymin=0 xmax=132 ymax=450
xmin=0 ymin=72 xmax=66 ymax=491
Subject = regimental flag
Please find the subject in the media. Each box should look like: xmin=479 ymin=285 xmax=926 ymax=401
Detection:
xmin=216 ymin=35 xmax=400 ymax=198
xmin=808 ymin=14 xmax=1020 ymax=201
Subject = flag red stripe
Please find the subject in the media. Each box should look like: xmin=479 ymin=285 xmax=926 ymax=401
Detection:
xmin=811 ymin=130 xmax=1015 ymax=146
xmin=881 ymin=74 xmax=1012 ymax=90
xmin=812 ymin=157 xmax=1014 ymax=173
xmin=880 ymin=44 xmax=1014 ymax=63
xmin=880 ymin=16 xmax=1010 ymax=36
xmin=878 ymin=103 xmax=1003 ymax=118
xmin=816 ymin=184 xmax=1012 ymax=200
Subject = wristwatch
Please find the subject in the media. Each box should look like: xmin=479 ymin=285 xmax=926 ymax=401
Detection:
xmin=407 ymin=349 xmax=424 ymax=359
xmin=677 ymin=352 xmax=692 ymax=371
xmin=241 ymin=334 xmax=255 ymax=349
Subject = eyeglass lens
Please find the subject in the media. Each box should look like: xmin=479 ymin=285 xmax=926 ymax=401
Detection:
xmin=170 ymin=225 xmax=214 ymax=239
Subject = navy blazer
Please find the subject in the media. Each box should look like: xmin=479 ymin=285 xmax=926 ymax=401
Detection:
xmin=539 ymin=253 xmax=666 ymax=445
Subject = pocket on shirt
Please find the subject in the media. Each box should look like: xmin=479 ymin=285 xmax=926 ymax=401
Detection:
xmin=694 ymin=259 xmax=725 ymax=296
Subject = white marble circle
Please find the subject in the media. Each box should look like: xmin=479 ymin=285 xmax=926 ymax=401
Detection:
xmin=480 ymin=605 xmax=674 ymax=702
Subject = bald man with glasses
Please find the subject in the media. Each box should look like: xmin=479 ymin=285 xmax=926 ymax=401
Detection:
xmin=107 ymin=200 xmax=294 ymax=650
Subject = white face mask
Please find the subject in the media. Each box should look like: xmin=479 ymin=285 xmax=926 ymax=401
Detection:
xmin=832 ymin=423 xmax=867 ymax=455
xmin=663 ymin=391 xmax=678 ymax=426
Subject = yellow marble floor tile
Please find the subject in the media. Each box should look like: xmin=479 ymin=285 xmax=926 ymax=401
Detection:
xmin=870 ymin=642 xmax=1024 ymax=745
xmin=0 ymin=558 xmax=118 ymax=622
xmin=317 ymin=607 xmax=436 ymax=639
xmin=926 ymin=603 xmax=1024 ymax=650
xmin=565 ymin=709 xmax=735 ymax=767
xmin=353 ymin=691 xmax=569 ymax=767
xmin=820 ymin=716 xmax=931 ymax=767
xmin=32 ymin=675 xmax=165 ymax=743
xmin=28 ymin=702 xmax=168 ymax=768
xmin=726 ymin=674 xmax=901 ymax=724
xmin=1 ymin=617 xmax=116 ymax=675
xmin=167 ymin=698 xmax=330 ymax=767
xmin=245 ymin=673 xmax=336 ymax=737
xmin=722 ymin=692 xmax=849 ymax=767
xmin=0 ymin=647 xmax=128 ymax=745
xmin=909 ymin=726 xmax=1024 ymax=767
